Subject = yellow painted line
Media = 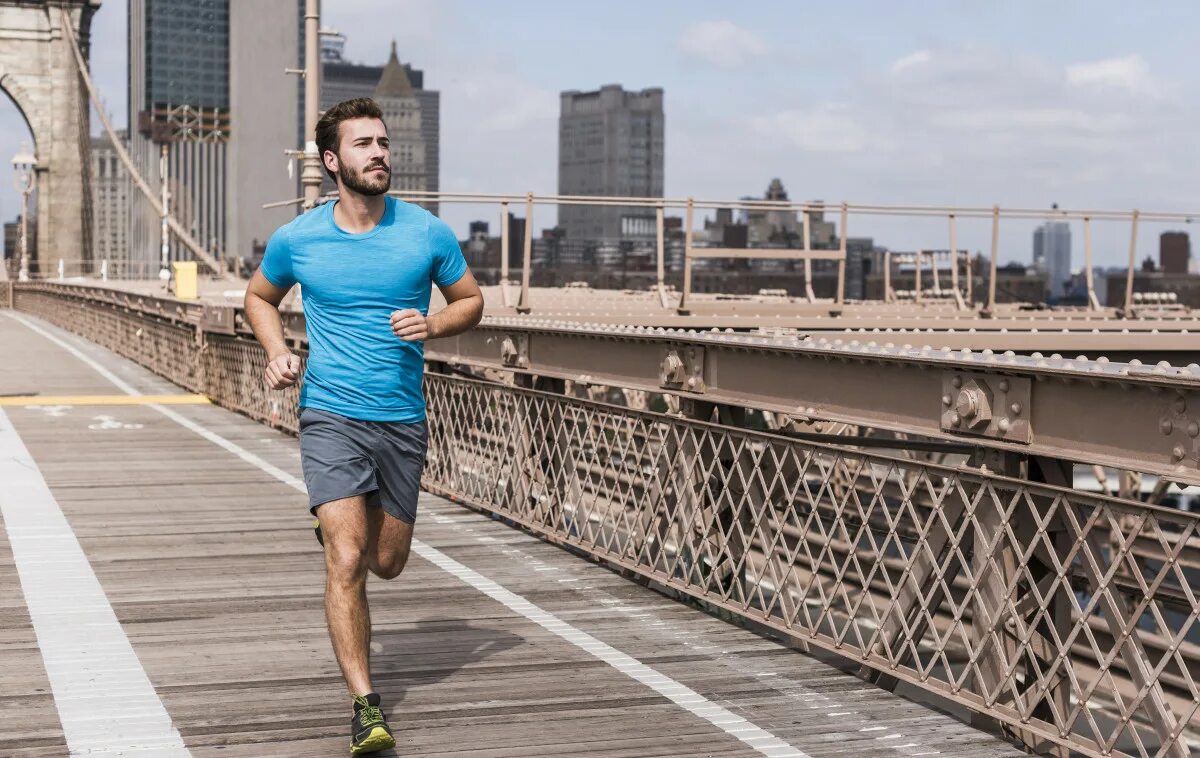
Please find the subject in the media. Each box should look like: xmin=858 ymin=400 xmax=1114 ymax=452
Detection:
xmin=0 ymin=394 xmax=211 ymax=407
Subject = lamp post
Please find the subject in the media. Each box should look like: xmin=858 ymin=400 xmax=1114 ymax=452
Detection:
xmin=159 ymin=142 xmax=170 ymax=280
xmin=11 ymin=146 xmax=37 ymax=282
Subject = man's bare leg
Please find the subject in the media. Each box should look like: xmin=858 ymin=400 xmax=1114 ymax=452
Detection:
xmin=366 ymin=507 xmax=413 ymax=580
xmin=318 ymin=496 xmax=374 ymax=696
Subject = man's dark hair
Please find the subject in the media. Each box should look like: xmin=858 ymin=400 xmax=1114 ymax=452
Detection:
xmin=315 ymin=98 xmax=385 ymax=180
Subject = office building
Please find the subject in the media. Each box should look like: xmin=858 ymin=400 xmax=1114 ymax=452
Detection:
xmin=558 ymin=85 xmax=664 ymax=242
xmin=90 ymin=130 xmax=131 ymax=265
xmin=1161 ymin=231 xmax=1191 ymax=275
xmin=320 ymin=38 xmax=440 ymax=213
xmin=127 ymin=0 xmax=300 ymax=268
xmin=374 ymin=43 xmax=427 ymax=194
xmin=1033 ymin=220 xmax=1071 ymax=299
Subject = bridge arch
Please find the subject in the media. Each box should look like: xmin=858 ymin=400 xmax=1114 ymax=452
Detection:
xmin=0 ymin=0 xmax=96 ymax=271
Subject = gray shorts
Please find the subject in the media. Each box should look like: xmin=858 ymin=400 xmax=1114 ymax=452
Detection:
xmin=298 ymin=407 xmax=428 ymax=523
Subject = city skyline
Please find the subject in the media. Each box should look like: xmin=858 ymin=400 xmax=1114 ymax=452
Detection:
xmin=0 ymin=0 xmax=1197 ymax=268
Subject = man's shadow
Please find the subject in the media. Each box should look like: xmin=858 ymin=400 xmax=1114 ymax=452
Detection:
xmin=370 ymin=617 xmax=524 ymax=706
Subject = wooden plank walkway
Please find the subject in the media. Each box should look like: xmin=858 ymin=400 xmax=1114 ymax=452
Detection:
xmin=0 ymin=311 xmax=1026 ymax=758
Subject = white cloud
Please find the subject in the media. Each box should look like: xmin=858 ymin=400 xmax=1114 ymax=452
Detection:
xmin=1066 ymin=55 xmax=1153 ymax=92
xmin=451 ymin=70 xmax=557 ymax=133
xmin=677 ymin=20 xmax=767 ymax=68
xmin=750 ymin=104 xmax=874 ymax=154
xmin=890 ymin=49 xmax=931 ymax=74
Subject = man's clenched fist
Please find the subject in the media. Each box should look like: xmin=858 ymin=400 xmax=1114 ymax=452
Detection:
xmin=390 ymin=308 xmax=429 ymax=342
xmin=265 ymin=352 xmax=302 ymax=390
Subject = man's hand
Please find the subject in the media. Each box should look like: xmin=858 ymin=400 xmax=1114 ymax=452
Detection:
xmin=390 ymin=309 xmax=429 ymax=342
xmin=265 ymin=352 xmax=302 ymax=390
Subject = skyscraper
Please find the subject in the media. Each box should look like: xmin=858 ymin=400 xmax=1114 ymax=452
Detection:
xmin=320 ymin=39 xmax=440 ymax=213
xmin=1160 ymin=232 xmax=1191 ymax=274
xmin=374 ymin=43 xmax=427 ymax=195
xmin=127 ymin=0 xmax=300 ymax=268
xmin=128 ymin=0 xmax=230 ymax=267
xmin=1033 ymin=221 xmax=1072 ymax=299
xmin=558 ymin=85 xmax=664 ymax=242
xmin=91 ymin=131 xmax=131 ymax=266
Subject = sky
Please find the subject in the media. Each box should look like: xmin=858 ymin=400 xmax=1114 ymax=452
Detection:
xmin=1 ymin=0 xmax=1198 ymax=267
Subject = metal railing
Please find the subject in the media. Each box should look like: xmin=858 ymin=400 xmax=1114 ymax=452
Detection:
xmin=8 ymin=282 xmax=1200 ymax=757
xmin=258 ymin=188 xmax=1200 ymax=318
xmin=19 ymin=258 xmax=167 ymax=282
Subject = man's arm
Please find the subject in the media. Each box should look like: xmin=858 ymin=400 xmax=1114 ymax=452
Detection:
xmin=244 ymin=269 xmax=302 ymax=389
xmin=391 ymin=269 xmax=484 ymax=342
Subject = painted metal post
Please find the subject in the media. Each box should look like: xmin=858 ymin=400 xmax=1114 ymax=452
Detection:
xmin=949 ymin=214 xmax=965 ymax=309
xmin=986 ymin=205 xmax=999 ymax=314
xmin=966 ymin=251 xmax=974 ymax=305
xmin=1123 ymin=210 xmax=1139 ymax=315
xmin=802 ymin=205 xmax=815 ymax=303
xmin=835 ymin=202 xmax=847 ymax=305
xmin=1083 ymin=216 xmax=1100 ymax=311
xmin=655 ymin=202 xmax=669 ymax=309
xmin=516 ymin=192 xmax=533 ymax=314
xmin=499 ymin=201 xmax=511 ymax=308
xmin=914 ymin=253 xmax=922 ymax=304
xmin=884 ymin=250 xmax=893 ymax=303
xmin=678 ymin=198 xmax=695 ymax=314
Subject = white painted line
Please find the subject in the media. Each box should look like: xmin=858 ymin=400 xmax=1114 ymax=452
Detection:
xmin=411 ymin=541 xmax=810 ymax=757
xmin=0 ymin=407 xmax=190 ymax=757
xmin=10 ymin=312 xmax=813 ymax=758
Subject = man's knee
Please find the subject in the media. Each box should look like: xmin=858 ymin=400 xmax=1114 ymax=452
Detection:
xmin=326 ymin=540 xmax=369 ymax=583
xmin=372 ymin=550 xmax=409 ymax=580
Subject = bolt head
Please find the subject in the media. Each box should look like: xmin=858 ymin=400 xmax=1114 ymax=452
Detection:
xmin=942 ymin=394 xmax=952 ymax=407
xmin=1162 ymin=419 xmax=1175 ymax=436
xmin=997 ymin=418 xmax=1011 ymax=433
xmin=1010 ymin=402 xmax=1022 ymax=416
xmin=951 ymin=376 xmax=962 ymax=389
xmin=956 ymin=389 xmax=979 ymax=419
xmin=999 ymin=379 xmax=1010 ymax=392
xmin=1172 ymin=445 xmax=1186 ymax=462
xmin=1189 ymin=422 xmax=1199 ymax=438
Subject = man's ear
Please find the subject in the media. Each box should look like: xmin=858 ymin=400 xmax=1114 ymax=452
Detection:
xmin=322 ymin=149 xmax=338 ymax=176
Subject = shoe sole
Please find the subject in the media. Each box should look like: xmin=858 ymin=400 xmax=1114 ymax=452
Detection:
xmin=350 ymin=726 xmax=395 ymax=754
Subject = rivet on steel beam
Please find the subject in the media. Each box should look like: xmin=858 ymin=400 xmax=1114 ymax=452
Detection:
xmin=1010 ymin=402 xmax=1022 ymax=415
xmin=1172 ymin=445 xmax=1186 ymax=461
xmin=951 ymin=376 xmax=962 ymax=389
xmin=999 ymin=379 xmax=1010 ymax=393
xmin=942 ymin=394 xmax=952 ymax=407
xmin=1175 ymin=396 xmax=1187 ymax=414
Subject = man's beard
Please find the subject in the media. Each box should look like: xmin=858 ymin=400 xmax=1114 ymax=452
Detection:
xmin=339 ymin=160 xmax=390 ymax=196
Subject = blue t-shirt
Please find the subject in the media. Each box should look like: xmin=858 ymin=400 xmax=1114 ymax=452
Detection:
xmin=259 ymin=197 xmax=468 ymax=422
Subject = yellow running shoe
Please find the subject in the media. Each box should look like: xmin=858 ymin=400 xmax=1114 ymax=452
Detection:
xmin=350 ymin=693 xmax=395 ymax=754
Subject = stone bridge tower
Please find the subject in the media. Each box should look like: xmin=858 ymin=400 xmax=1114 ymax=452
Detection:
xmin=0 ymin=0 xmax=97 ymax=273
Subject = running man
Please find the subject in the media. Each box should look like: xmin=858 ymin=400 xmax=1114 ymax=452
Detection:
xmin=244 ymin=97 xmax=483 ymax=754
